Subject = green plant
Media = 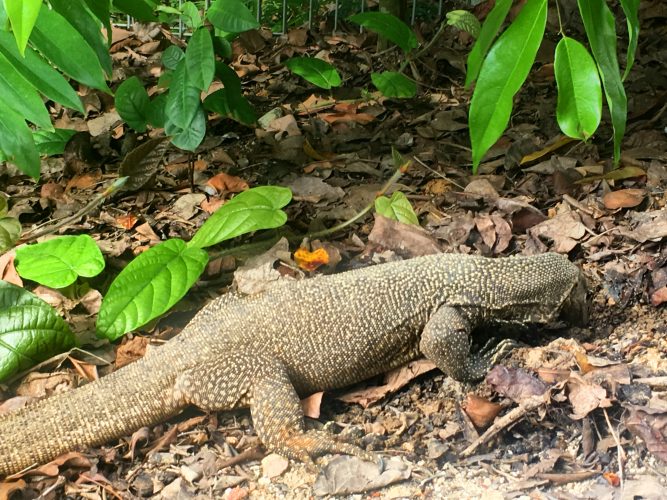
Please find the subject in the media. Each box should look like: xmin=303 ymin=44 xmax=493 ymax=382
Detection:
xmin=466 ymin=0 xmax=640 ymax=172
xmin=2 ymin=186 xmax=291 ymax=381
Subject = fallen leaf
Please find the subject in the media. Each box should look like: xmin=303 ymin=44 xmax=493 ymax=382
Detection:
xmin=294 ymin=247 xmax=329 ymax=271
xmin=207 ymin=172 xmax=249 ymax=193
xmin=261 ymin=454 xmax=289 ymax=478
xmin=463 ymin=394 xmax=502 ymax=428
xmin=301 ymin=392 xmax=323 ymax=419
xmin=603 ymin=189 xmax=645 ymax=209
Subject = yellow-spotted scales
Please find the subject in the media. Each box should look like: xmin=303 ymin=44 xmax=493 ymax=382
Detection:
xmin=0 ymin=252 xmax=587 ymax=475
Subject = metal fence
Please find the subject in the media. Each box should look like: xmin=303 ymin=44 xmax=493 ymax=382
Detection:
xmin=119 ymin=0 xmax=447 ymax=36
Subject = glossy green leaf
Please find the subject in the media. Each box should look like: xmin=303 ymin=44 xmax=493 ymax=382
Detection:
xmin=168 ymin=104 xmax=206 ymax=151
xmin=189 ymin=186 xmax=292 ymax=249
xmin=578 ymin=0 xmax=627 ymax=165
xmin=112 ymin=0 xmax=157 ymax=21
xmin=4 ymin=0 xmax=41 ymax=55
xmin=0 ymin=31 xmax=83 ymax=112
xmin=619 ymin=0 xmax=640 ymax=80
xmin=0 ymin=51 xmax=52 ymax=129
xmin=83 ymin=0 xmax=112 ymax=43
xmin=33 ymin=128 xmax=77 ymax=155
xmin=147 ymin=92 xmax=167 ymax=128
xmin=0 ymin=107 xmax=40 ymax=178
xmin=30 ymin=7 xmax=110 ymax=92
xmin=16 ymin=235 xmax=105 ymax=289
xmin=162 ymin=45 xmax=184 ymax=70
xmin=186 ymin=28 xmax=215 ymax=91
xmin=375 ymin=191 xmax=419 ymax=225
xmin=554 ymin=37 xmax=601 ymax=140
xmin=464 ymin=0 xmax=511 ymax=88
xmin=469 ymin=0 xmax=547 ymax=172
xmin=446 ymin=10 xmax=481 ymax=39
xmin=116 ymin=76 xmax=151 ymax=132
xmin=203 ymin=62 xmax=256 ymax=125
xmin=371 ymin=71 xmax=416 ymax=98
xmin=50 ymin=0 xmax=112 ymax=76
xmin=182 ymin=1 xmax=202 ymax=29
xmin=96 ymin=239 xmax=208 ymax=340
xmin=0 ymin=280 xmax=76 ymax=382
xmin=207 ymin=0 xmax=259 ymax=33
xmin=164 ymin=59 xmax=206 ymax=150
xmin=284 ymin=57 xmax=341 ymax=89
xmin=349 ymin=12 xmax=417 ymax=53
xmin=0 ymin=208 xmax=21 ymax=252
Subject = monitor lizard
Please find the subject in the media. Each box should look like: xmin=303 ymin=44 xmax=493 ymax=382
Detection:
xmin=0 ymin=252 xmax=588 ymax=475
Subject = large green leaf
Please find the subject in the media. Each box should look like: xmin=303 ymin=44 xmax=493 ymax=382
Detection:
xmin=0 ymin=51 xmax=52 ymax=129
xmin=30 ymin=7 xmax=110 ymax=92
xmin=96 ymin=239 xmax=208 ymax=340
xmin=189 ymin=186 xmax=292 ymax=249
xmin=619 ymin=0 xmax=640 ymax=80
xmin=0 ymin=106 xmax=40 ymax=178
xmin=207 ymin=0 xmax=259 ymax=33
xmin=115 ymin=76 xmax=151 ymax=132
xmin=112 ymin=0 xmax=158 ymax=21
xmin=554 ymin=37 xmax=602 ymax=140
xmin=0 ymin=280 xmax=76 ymax=382
xmin=186 ymin=27 xmax=215 ymax=91
xmin=164 ymin=59 xmax=206 ymax=150
xmin=469 ymin=0 xmax=547 ymax=172
xmin=349 ymin=12 xmax=418 ymax=53
xmin=15 ymin=235 xmax=105 ymax=289
xmin=578 ymin=0 xmax=627 ymax=165
xmin=285 ymin=57 xmax=341 ymax=89
xmin=371 ymin=71 xmax=416 ymax=98
xmin=464 ymin=0 xmax=511 ymax=88
xmin=0 ymin=31 xmax=83 ymax=112
xmin=33 ymin=128 xmax=77 ymax=155
xmin=50 ymin=0 xmax=112 ymax=76
xmin=84 ymin=0 xmax=112 ymax=43
xmin=4 ymin=0 xmax=41 ymax=55
xmin=203 ymin=62 xmax=256 ymax=125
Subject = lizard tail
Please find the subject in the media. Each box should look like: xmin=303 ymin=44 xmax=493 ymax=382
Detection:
xmin=0 ymin=359 xmax=180 ymax=476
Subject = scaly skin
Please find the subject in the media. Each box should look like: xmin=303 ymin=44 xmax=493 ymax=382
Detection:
xmin=0 ymin=252 xmax=587 ymax=475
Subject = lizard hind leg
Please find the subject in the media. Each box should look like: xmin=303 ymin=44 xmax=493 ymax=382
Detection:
xmin=249 ymin=355 xmax=374 ymax=465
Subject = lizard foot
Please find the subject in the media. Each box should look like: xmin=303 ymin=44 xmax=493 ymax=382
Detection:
xmin=275 ymin=429 xmax=376 ymax=465
xmin=482 ymin=338 xmax=519 ymax=365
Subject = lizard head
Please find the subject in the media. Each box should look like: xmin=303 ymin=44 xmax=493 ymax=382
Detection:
xmin=557 ymin=269 xmax=589 ymax=327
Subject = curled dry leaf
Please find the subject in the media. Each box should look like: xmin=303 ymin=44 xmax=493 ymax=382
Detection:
xmin=625 ymin=406 xmax=667 ymax=462
xmin=486 ymin=365 xmax=550 ymax=403
xmin=207 ymin=172 xmax=249 ymax=193
xmin=294 ymin=247 xmax=329 ymax=272
xmin=463 ymin=394 xmax=502 ymax=428
xmin=602 ymin=188 xmax=645 ymax=209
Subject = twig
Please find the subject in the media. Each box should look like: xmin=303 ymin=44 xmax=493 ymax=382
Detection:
xmin=633 ymin=376 xmax=667 ymax=387
xmin=460 ymin=394 xmax=547 ymax=457
xmin=20 ymin=177 xmax=128 ymax=243
xmin=603 ymin=407 xmax=625 ymax=487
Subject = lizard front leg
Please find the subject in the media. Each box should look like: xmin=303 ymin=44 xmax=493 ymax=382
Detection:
xmin=419 ymin=306 xmax=514 ymax=382
xmin=174 ymin=352 xmax=371 ymax=464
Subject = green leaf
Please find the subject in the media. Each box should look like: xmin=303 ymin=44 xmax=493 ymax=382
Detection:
xmin=112 ymin=0 xmax=157 ymax=21
xmin=50 ymin=0 xmax=112 ymax=77
xmin=147 ymin=92 xmax=167 ymax=128
xmin=0 ymin=31 xmax=84 ymax=112
xmin=162 ymin=45 xmax=184 ymax=70
xmin=203 ymin=62 xmax=256 ymax=125
xmin=469 ymin=0 xmax=547 ymax=172
xmin=371 ymin=71 xmax=416 ymax=98
xmin=0 ymin=106 xmax=40 ymax=178
xmin=0 ymin=208 xmax=21 ymax=252
xmin=578 ymin=0 xmax=627 ymax=165
xmin=207 ymin=0 xmax=259 ymax=33
xmin=15 ymin=235 xmax=105 ymax=289
xmin=446 ymin=10 xmax=481 ymax=39
xmin=375 ymin=191 xmax=419 ymax=225
xmin=182 ymin=1 xmax=202 ymax=29
xmin=96 ymin=239 xmax=208 ymax=340
xmin=83 ymin=0 xmax=112 ymax=43
xmin=30 ymin=7 xmax=110 ymax=92
xmin=464 ymin=0 xmax=511 ymax=88
xmin=32 ymin=128 xmax=77 ymax=155
xmin=4 ymin=0 xmax=41 ymax=55
xmin=619 ymin=0 xmax=640 ymax=80
xmin=349 ymin=12 xmax=418 ymax=53
xmin=186 ymin=28 xmax=215 ymax=91
xmin=284 ymin=57 xmax=341 ymax=89
xmin=164 ymin=59 xmax=206 ymax=150
xmin=0 ymin=280 xmax=76 ymax=381
xmin=189 ymin=186 xmax=292 ymax=249
xmin=0 ymin=51 xmax=52 ymax=129
xmin=167 ymin=102 xmax=206 ymax=151
xmin=116 ymin=76 xmax=151 ymax=132
xmin=554 ymin=37 xmax=602 ymax=141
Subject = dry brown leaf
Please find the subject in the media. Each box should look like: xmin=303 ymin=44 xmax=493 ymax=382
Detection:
xmin=294 ymin=247 xmax=329 ymax=272
xmin=207 ymin=172 xmax=249 ymax=193
xmin=603 ymin=188 xmax=645 ymax=209
xmin=116 ymin=214 xmax=138 ymax=230
xmin=463 ymin=394 xmax=502 ymax=428
xmin=115 ymin=336 xmax=150 ymax=369
xmin=301 ymin=392 xmax=323 ymax=419
xmin=0 ymin=251 xmax=21 ymax=286
xmin=0 ymin=479 xmax=25 ymax=499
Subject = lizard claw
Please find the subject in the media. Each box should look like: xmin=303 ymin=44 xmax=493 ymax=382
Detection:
xmin=275 ymin=429 xmax=375 ymax=465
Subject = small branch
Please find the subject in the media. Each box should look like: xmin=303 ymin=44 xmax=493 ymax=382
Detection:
xmin=20 ymin=177 xmax=128 ymax=243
